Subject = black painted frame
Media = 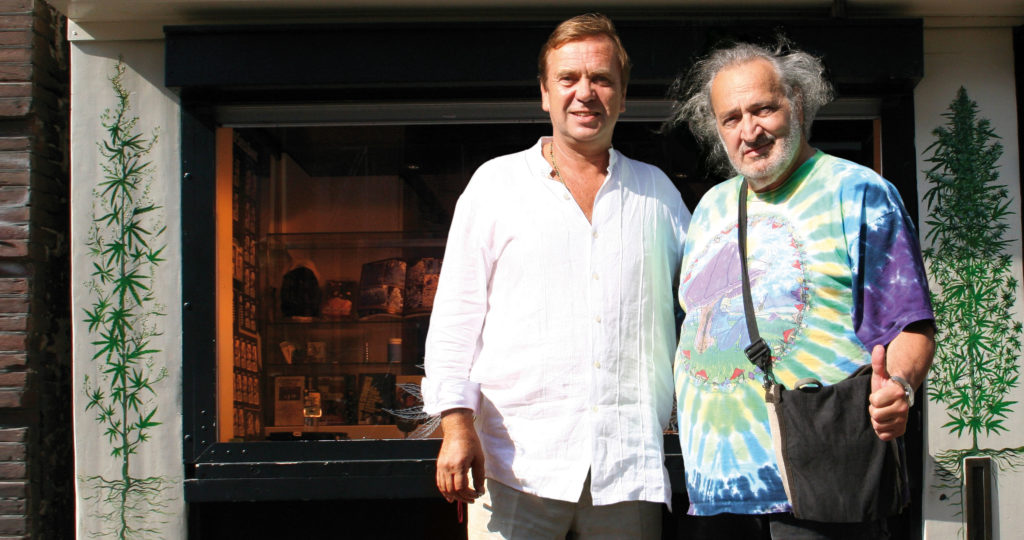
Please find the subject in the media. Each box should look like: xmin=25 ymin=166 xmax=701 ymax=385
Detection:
xmin=176 ymin=16 xmax=923 ymax=504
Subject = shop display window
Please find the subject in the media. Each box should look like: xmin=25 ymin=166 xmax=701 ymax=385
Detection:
xmin=215 ymin=123 xmax=563 ymax=443
xmin=212 ymin=116 xmax=879 ymax=444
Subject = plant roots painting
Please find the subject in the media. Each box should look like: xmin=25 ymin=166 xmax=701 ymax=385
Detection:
xmin=922 ymin=87 xmax=1024 ymax=522
xmin=80 ymin=60 xmax=172 ymax=539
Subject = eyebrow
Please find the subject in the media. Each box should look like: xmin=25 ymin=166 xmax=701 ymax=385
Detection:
xmin=717 ymin=99 xmax=779 ymax=119
xmin=716 ymin=106 xmax=740 ymax=120
xmin=552 ymin=68 xmax=616 ymax=80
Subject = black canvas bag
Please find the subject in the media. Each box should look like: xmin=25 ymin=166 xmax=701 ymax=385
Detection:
xmin=738 ymin=180 xmax=908 ymax=523
xmin=762 ymin=366 xmax=907 ymax=522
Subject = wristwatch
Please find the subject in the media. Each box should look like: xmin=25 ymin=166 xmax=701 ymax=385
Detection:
xmin=890 ymin=375 xmax=914 ymax=407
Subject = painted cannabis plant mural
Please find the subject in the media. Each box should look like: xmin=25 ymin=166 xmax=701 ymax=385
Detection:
xmin=922 ymin=87 xmax=1024 ymax=516
xmin=80 ymin=61 xmax=172 ymax=539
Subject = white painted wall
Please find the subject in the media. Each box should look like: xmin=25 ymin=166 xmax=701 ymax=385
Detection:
xmin=70 ymin=41 xmax=185 ymax=539
xmin=914 ymin=26 xmax=1024 ymax=539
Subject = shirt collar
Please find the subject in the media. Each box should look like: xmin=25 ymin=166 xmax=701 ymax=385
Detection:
xmin=747 ymin=149 xmax=824 ymax=201
xmin=528 ymin=137 xmax=619 ymax=182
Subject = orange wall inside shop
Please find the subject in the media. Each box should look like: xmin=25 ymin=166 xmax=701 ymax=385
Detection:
xmin=216 ymin=128 xmax=235 ymax=443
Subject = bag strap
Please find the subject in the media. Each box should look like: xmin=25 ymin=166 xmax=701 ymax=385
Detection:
xmin=738 ymin=179 xmax=777 ymax=389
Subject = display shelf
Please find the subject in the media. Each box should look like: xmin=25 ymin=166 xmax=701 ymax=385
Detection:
xmin=266 ymin=230 xmax=447 ymax=251
xmin=265 ymin=425 xmax=405 ymax=439
xmin=268 ymin=317 xmax=406 ymax=326
xmin=263 ymin=423 xmax=441 ymax=439
xmin=254 ymin=212 xmax=442 ymax=441
xmin=265 ymin=363 xmax=406 ymax=371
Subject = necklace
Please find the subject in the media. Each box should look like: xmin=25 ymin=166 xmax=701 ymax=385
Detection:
xmin=548 ymin=141 xmax=570 ymax=193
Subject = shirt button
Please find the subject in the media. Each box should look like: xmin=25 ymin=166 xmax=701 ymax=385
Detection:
xmin=594 ymin=362 xmax=601 ymax=369
xmin=592 ymin=272 xmax=599 ymax=280
xmin=592 ymin=231 xmax=599 ymax=239
xmin=563 ymin=193 xmax=571 ymax=200
xmin=595 ymin=316 xmax=602 ymax=323
xmin=592 ymin=406 xmax=599 ymax=413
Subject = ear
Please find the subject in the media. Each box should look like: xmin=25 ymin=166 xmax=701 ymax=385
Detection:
xmin=540 ymin=79 xmax=551 ymax=112
xmin=620 ymin=85 xmax=627 ymax=114
xmin=792 ymin=90 xmax=805 ymax=124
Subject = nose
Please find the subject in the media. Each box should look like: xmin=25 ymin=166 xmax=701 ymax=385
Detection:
xmin=575 ymin=77 xmax=596 ymax=102
xmin=739 ymin=114 xmax=762 ymax=142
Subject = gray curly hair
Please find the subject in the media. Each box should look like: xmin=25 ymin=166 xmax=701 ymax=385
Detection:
xmin=666 ymin=39 xmax=834 ymax=175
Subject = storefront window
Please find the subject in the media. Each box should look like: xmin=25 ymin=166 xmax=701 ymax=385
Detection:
xmin=217 ymin=122 xmax=575 ymax=443
xmin=211 ymin=103 xmax=882 ymax=444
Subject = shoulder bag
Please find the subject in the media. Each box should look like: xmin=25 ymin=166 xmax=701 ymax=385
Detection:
xmin=737 ymin=179 xmax=909 ymax=523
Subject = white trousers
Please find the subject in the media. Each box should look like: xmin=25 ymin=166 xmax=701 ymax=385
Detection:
xmin=466 ymin=475 xmax=662 ymax=540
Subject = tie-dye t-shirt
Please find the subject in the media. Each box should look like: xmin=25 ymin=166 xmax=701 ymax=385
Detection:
xmin=674 ymin=151 xmax=933 ymax=516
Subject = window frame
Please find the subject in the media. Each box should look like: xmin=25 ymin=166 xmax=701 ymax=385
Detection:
xmin=177 ymin=18 xmax=923 ymax=503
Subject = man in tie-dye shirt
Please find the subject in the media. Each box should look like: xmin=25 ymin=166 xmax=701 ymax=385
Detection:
xmin=665 ymin=40 xmax=935 ymax=539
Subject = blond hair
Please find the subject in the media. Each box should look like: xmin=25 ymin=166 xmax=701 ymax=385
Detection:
xmin=538 ymin=13 xmax=631 ymax=89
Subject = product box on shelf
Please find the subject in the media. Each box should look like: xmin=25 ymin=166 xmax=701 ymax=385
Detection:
xmin=273 ymin=375 xmax=305 ymax=426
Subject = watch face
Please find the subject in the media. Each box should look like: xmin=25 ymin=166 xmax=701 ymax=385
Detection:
xmin=891 ymin=376 xmax=914 ymax=406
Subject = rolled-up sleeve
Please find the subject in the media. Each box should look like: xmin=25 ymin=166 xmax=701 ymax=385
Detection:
xmin=422 ymin=177 xmax=494 ymax=416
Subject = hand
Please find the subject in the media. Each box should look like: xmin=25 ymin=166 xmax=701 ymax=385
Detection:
xmin=868 ymin=344 xmax=910 ymax=441
xmin=435 ymin=409 xmax=486 ymax=504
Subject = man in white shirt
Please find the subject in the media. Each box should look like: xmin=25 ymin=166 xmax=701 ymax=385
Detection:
xmin=422 ymin=13 xmax=690 ymax=539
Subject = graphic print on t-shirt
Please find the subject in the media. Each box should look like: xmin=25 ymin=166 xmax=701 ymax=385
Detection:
xmin=677 ymin=216 xmax=809 ymax=392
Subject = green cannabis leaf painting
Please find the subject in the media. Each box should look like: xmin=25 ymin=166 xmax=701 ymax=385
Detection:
xmin=80 ymin=60 xmax=172 ymax=539
xmin=922 ymin=87 xmax=1024 ymax=517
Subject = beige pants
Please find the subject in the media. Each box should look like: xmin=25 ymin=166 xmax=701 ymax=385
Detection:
xmin=466 ymin=475 xmax=662 ymax=540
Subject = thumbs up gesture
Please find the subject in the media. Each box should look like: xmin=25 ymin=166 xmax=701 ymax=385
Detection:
xmin=867 ymin=344 xmax=910 ymax=441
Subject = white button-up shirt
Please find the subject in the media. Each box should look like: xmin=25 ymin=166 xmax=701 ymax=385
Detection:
xmin=423 ymin=137 xmax=689 ymax=506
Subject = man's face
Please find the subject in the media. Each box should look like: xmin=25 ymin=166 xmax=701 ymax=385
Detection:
xmin=710 ymin=58 xmax=804 ymax=190
xmin=540 ymin=35 xmax=626 ymax=152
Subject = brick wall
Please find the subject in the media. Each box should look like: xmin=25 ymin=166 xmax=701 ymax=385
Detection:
xmin=0 ymin=0 xmax=70 ymax=539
